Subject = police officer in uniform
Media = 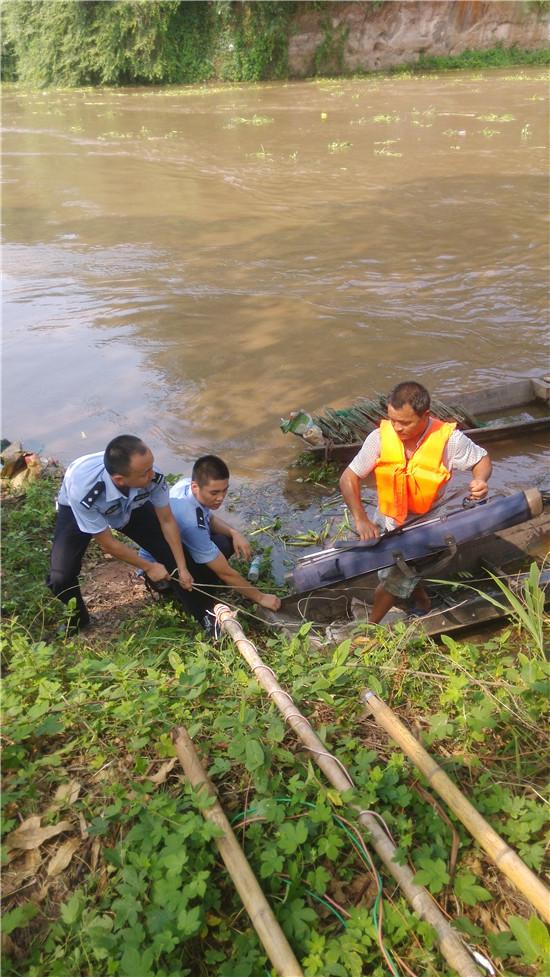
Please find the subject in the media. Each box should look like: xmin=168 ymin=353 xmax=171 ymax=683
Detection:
xmin=47 ymin=435 xmax=212 ymax=632
xmin=140 ymin=455 xmax=282 ymax=612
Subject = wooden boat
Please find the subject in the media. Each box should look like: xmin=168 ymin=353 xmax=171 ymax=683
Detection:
xmin=318 ymin=566 xmax=550 ymax=642
xmin=284 ymin=376 xmax=550 ymax=463
xmin=258 ymin=490 xmax=550 ymax=640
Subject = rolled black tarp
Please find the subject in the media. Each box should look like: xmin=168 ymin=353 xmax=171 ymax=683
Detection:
xmin=291 ymin=490 xmax=542 ymax=594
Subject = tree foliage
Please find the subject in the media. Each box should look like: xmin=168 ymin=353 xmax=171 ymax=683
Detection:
xmin=0 ymin=0 xmax=297 ymax=87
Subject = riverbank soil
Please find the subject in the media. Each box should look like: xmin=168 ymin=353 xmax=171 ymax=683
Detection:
xmin=80 ymin=558 xmax=149 ymax=642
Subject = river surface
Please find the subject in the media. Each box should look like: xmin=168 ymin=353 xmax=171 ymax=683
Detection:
xmin=2 ymin=68 xmax=549 ymax=552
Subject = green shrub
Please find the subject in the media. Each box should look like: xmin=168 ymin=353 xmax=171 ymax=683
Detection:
xmin=0 ymin=0 xmax=296 ymax=87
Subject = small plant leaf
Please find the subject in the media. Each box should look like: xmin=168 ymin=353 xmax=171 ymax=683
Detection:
xmin=508 ymin=915 xmax=550 ymax=964
xmin=414 ymin=857 xmax=450 ymax=894
xmin=454 ymin=872 xmax=492 ymax=906
xmin=244 ymin=739 xmax=264 ymax=772
xmin=2 ymin=901 xmax=39 ymax=935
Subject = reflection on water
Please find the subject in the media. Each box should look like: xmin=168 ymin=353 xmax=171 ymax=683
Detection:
xmin=2 ymin=69 xmax=549 ymax=501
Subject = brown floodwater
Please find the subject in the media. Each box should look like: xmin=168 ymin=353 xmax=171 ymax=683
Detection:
xmin=2 ymin=68 xmax=549 ymax=538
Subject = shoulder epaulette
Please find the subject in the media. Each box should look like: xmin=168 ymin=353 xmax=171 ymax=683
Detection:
xmin=152 ymin=471 xmax=165 ymax=485
xmin=80 ymin=480 xmax=105 ymax=509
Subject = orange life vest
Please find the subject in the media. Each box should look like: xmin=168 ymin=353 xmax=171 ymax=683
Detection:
xmin=375 ymin=418 xmax=456 ymax=525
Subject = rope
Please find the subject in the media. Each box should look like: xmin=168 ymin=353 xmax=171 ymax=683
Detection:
xmin=357 ymin=809 xmax=397 ymax=845
xmin=301 ymin=747 xmax=355 ymax=787
xmin=186 ymin=579 xmax=291 ymax=630
xmin=165 ymin=562 xmax=501 ymax=633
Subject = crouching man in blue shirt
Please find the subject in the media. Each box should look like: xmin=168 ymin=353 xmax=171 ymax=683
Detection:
xmin=140 ymin=455 xmax=282 ymax=613
xmin=47 ymin=435 xmax=214 ymax=633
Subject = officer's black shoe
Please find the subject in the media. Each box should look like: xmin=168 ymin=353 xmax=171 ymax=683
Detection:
xmin=142 ymin=575 xmax=173 ymax=598
xmin=202 ymin=613 xmax=215 ymax=639
xmin=55 ymin=616 xmax=95 ymax=639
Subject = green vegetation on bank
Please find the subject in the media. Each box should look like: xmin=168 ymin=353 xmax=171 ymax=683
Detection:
xmin=1 ymin=0 xmax=549 ymax=87
xmin=2 ymin=476 xmax=550 ymax=976
xmin=406 ymin=44 xmax=550 ymax=73
xmin=0 ymin=1 xmax=297 ymax=87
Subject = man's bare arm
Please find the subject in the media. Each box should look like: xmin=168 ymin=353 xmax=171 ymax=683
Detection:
xmin=468 ymin=454 xmax=492 ymax=500
xmin=94 ymin=528 xmax=169 ymax=583
xmin=154 ymin=505 xmax=193 ymax=590
xmin=339 ymin=467 xmax=380 ymax=541
xmin=209 ymin=513 xmax=251 ymax=560
xmin=206 ymin=553 xmax=281 ymax=611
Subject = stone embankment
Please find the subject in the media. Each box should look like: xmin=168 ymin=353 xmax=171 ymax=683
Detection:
xmin=289 ymin=1 xmax=549 ymax=76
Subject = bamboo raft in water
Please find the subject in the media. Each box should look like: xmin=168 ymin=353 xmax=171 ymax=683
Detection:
xmin=283 ymin=376 xmax=550 ymax=463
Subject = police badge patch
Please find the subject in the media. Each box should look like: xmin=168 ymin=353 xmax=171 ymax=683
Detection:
xmin=80 ymin=481 xmax=105 ymax=509
xmin=104 ymin=500 xmax=123 ymax=516
xmin=152 ymin=471 xmax=167 ymax=490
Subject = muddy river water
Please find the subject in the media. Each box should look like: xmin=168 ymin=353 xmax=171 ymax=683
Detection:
xmin=2 ymin=68 xmax=549 ymax=559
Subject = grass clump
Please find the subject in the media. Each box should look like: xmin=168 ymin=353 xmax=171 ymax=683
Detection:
xmin=1 ymin=477 xmax=549 ymax=976
xmin=410 ymin=44 xmax=550 ymax=74
xmin=1 ymin=474 xmax=63 ymax=630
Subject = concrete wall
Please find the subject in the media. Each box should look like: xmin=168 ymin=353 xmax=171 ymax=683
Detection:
xmin=288 ymin=1 xmax=549 ymax=76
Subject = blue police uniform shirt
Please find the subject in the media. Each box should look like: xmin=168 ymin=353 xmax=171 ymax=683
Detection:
xmin=139 ymin=476 xmax=220 ymax=565
xmin=57 ymin=451 xmax=169 ymax=535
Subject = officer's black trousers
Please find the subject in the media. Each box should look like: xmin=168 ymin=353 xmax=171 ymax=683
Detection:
xmin=47 ymin=503 xmax=229 ymax=629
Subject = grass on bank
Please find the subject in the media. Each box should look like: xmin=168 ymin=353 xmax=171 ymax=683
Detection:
xmin=393 ymin=44 xmax=550 ymax=75
xmin=1 ymin=476 xmax=549 ymax=977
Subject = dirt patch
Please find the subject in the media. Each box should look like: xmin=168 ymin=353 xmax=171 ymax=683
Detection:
xmin=80 ymin=556 xmax=153 ymax=640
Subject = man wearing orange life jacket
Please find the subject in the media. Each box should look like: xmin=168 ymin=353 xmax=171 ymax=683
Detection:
xmin=339 ymin=381 xmax=492 ymax=624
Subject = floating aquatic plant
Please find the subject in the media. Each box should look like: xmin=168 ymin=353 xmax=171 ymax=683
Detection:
xmin=477 ymin=113 xmax=515 ymax=122
xmin=504 ymin=72 xmax=550 ymax=81
xmin=412 ymin=106 xmax=436 ymax=117
xmin=246 ymin=144 xmax=272 ymax=158
xmin=374 ymin=147 xmax=402 ymax=157
xmin=98 ymin=131 xmax=135 ymax=140
xmin=328 ymin=141 xmax=352 ymax=152
xmin=225 ymin=115 xmax=274 ymax=128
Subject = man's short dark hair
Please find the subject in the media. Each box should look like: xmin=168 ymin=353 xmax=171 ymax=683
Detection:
xmin=192 ymin=455 xmax=230 ymax=487
xmin=388 ymin=382 xmax=430 ymax=417
xmin=104 ymin=435 xmax=148 ymax=476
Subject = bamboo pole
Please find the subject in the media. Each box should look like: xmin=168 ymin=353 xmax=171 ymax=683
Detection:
xmin=361 ymin=690 xmax=550 ymax=923
xmin=172 ymin=724 xmax=305 ymax=977
xmin=214 ymin=603 xmax=482 ymax=977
